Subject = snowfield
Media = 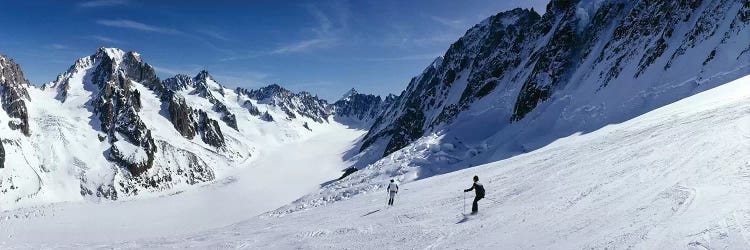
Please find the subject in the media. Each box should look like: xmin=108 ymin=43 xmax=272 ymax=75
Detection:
xmin=0 ymin=123 xmax=365 ymax=247
xmin=47 ymin=73 xmax=749 ymax=249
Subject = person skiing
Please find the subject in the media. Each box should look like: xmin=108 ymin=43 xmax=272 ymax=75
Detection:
xmin=463 ymin=175 xmax=485 ymax=214
xmin=387 ymin=179 xmax=399 ymax=206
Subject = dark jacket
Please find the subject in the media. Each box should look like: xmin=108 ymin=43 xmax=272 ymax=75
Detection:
xmin=464 ymin=181 xmax=485 ymax=198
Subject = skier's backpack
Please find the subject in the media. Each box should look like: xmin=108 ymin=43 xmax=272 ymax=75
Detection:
xmin=476 ymin=183 xmax=485 ymax=198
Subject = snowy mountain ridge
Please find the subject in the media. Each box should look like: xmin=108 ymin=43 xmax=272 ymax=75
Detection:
xmin=0 ymin=48 xmax=384 ymax=209
xmin=362 ymin=0 xmax=750 ymax=159
xmin=287 ymin=0 xmax=750 ymax=214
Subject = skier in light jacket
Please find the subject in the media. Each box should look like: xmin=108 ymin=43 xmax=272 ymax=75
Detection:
xmin=387 ymin=179 xmax=399 ymax=206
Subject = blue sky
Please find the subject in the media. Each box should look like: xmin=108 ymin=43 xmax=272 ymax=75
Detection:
xmin=0 ymin=0 xmax=548 ymax=101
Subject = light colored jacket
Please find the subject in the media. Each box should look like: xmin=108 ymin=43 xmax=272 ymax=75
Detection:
xmin=387 ymin=183 xmax=399 ymax=192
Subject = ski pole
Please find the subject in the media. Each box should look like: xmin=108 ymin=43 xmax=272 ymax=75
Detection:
xmin=464 ymin=192 xmax=468 ymax=214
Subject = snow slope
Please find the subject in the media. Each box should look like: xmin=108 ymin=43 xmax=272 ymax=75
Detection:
xmin=359 ymin=0 xmax=750 ymax=179
xmin=0 ymin=122 xmax=365 ymax=246
xmin=85 ymin=74 xmax=750 ymax=249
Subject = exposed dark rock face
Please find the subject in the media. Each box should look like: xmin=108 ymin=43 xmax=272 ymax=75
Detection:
xmin=48 ymin=48 xmax=160 ymax=176
xmin=338 ymin=167 xmax=358 ymax=180
xmin=162 ymin=74 xmax=193 ymax=93
xmin=260 ymin=111 xmax=274 ymax=122
xmin=94 ymin=70 xmax=157 ymax=176
xmin=197 ymin=110 xmax=225 ymax=148
xmin=332 ymin=88 xmax=385 ymax=122
xmin=0 ymin=54 xmax=31 ymax=136
xmin=165 ymin=92 xmax=225 ymax=148
xmin=0 ymin=140 xmax=4 ymax=169
xmin=303 ymin=122 xmax=311 ymax=131
xmin=242 ymin=100 xmax=261 ymax=116
xmin=168 ymin=94 xmax=198 ymax=139
xmin=120 ymin=52 xmax=161 ymax=91
xmin=238 ymin=84 xmax=332 ymax=123
xmin=161 ymin=71 xmax=238 ymax=131
xmin=213 ymin=102 xmax=238 ymax=130
xmin=191 ymin=70 xmax=224 ymax=100
xmin=362 ymin=0 xmax=750 ymax=157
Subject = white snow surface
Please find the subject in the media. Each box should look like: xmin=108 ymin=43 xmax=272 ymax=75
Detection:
xmin=3 ymin=73 xmax=749 ymax=248
xmin=0 ymin=122 xmax=364 ymax=247
xmin=0 ymin=47 xmax=349 ymax=210
xmin=158 ymin=74 xmax=750 ymax=249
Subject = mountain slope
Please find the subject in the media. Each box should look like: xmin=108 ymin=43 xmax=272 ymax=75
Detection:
xmin=0 ymin=48 xmax=380 ymax=209
xmin=264 ymin=0 xmax=750 ymax=223
xmin=361 ymin=0 xmax=750 ymax=161
xmin=121 ymin=73 xmax=750 ymax=249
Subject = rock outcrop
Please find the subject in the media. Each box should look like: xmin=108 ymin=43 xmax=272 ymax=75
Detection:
xmin=0 ymin=54 xmax=31 ymax=136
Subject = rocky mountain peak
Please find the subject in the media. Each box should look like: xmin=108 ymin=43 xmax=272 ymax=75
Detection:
xmin=95 ymin=47 xmax=125 ymax=59
xmin=192 ymin=70 xmax=224 ymax=96
xmin=0 ymin=54 xmax=31 ymax=136
xmin=195 ymin=70 xmax=212 ymax=81
xmin=333 ymin=88 xmax=387 ymax=124
xmin=163 ymin=74 xmax=193 ymax=91
xmin=340 ymin=88 xmax=359 ymax=100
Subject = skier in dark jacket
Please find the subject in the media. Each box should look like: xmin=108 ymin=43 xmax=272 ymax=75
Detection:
xmin=464 ymin=175 xmax=485 ymax=214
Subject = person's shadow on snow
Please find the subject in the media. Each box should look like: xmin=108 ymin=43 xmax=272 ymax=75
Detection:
xmin=456 ymin=216 xmax=470 ymax=224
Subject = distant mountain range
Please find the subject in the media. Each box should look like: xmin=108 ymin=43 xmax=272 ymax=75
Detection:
xmin=0 ymin=48 xmax=385 ymax=206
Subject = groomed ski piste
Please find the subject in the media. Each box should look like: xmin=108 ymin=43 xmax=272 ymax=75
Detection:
xmin=2 ymin=74 xmax=748 ymax=249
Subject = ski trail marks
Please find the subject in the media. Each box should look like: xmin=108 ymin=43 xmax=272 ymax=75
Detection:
xmin=361 ymin=209 xmax=381 ymax=217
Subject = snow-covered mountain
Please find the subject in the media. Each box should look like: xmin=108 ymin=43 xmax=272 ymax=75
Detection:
xmin=282 ymin=0 xmax=750 ymax=213
xmin=20 ymin=67 xmax=750 ymax=249
xmin=236 ymin=84 xmax=332 ymax=124
xmin=0 ymin=54 xmax=32 ymax=171
xmin=359 ymin=0 xmax=749 ymax=162
xmin=0 ymin=48 xmax=382 ymax=209
xmin=332 ymin=88 xmax=397 ymax=126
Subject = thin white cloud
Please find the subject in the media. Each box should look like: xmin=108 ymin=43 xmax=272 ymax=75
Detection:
xmin=218 ymin=53 xmax=263 ymax=62
xmin=271 ymin=38 xmax=333 ymax=55
xmin=47 ymin=44 xmax=67 ymax=50
xmin=151 ymin=64 xmax=207 ymax=76
xmin=429 ymin=15 xmax=467 ymax=30
xmin=89 ymin=35 xmax=120 ymax=44
xmin=96 ymin=19 xmax=182 ymax=34
xmin=196 ymin=29 xmax=232 ymax=41
xmin=268 ymin=3 xmax=347 ymax=55
xmin=151 ymin=65 xmax=182 ymax=76
xmin=364 ymin=53 xmax=443 ymax=62
xmin=211 ymin=71 xmax=271 ymax=87
xmin=78 ymin=0 xmax=128 ymax=8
